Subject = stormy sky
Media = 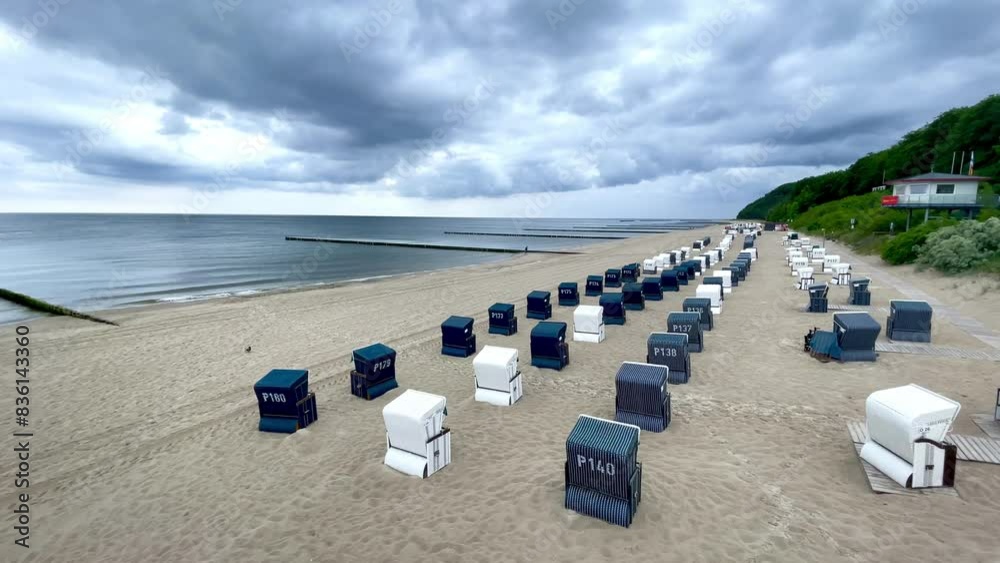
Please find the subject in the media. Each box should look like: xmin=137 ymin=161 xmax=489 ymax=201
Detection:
xmin=1 ymin=0 xmax=998 ymax=217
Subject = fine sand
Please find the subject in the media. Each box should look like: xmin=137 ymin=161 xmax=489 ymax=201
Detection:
xmin=3 ymin=228 xmax=1000 ymax=563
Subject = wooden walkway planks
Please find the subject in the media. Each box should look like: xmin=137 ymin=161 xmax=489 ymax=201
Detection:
xmin=874 ymin=342 xmax=1000 ymax=362
xmin=847 ymin=423 xmax=959 ymax=496
xmin=848 ymin=421 xmax=1000 ymax=465
xmin=972 ymin=414 xmax=1000 ymax=441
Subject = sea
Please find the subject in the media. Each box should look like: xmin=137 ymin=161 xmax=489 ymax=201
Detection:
xmin=0 ymin=214 xmax=718 ymax=324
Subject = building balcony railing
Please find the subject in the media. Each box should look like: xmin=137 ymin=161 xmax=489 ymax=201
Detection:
xmin=881 ymin=194 xmax=991 ymax=208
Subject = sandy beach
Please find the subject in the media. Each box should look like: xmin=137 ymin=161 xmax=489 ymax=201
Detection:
xmin=3 ymin=227 xmax=1000 ymax=563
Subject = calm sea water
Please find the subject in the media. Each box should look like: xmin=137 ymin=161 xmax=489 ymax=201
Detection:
xmin=0 ymin=214 xmax=713 ymax=324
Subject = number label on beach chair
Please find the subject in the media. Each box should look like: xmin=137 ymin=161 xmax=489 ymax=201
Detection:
xmin=671 ymin=324 xmax=693 ymax=333
xmin=652 ymin=347 xmax=678 ymax=358
xmin=373 ymin=359 xmax=392 ymax=372
xmin=260 ymin=392 xmax=288 ymax=403
xmin=576 ymin=455 xmax=617 ymax=476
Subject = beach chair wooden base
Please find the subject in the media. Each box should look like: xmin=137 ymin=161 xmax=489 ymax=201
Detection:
xmin=847 ymin=423 xmax=958 ymax=497
xmin=972 ymin=414 xmax=1000 ymax=441
xmin=850 ymin=420 xmax=1000 ymax=466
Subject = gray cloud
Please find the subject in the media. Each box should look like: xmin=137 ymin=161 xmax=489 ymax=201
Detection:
xmin=1 ymin=0 xmax=998 ymax=215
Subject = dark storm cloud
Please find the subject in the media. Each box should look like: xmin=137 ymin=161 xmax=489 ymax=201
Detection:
xmin=1 ymin=0 xmax=999 ymax=209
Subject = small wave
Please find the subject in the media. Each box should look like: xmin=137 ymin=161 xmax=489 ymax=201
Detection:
xmin=156 ymin=292 xmax=234 ymax=303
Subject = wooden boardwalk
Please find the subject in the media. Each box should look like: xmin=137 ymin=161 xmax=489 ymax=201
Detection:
xmin=285 ymin=236 xmax=582 ymax=254
xmin=972 ymin=414 xmax=1000 ymax=441
xmin=848 ymin=421 xmax=1000 ymax=465
xmin=874 ymin=341 xmax=1000 ymax=362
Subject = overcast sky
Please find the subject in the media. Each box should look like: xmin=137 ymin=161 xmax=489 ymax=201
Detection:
xmin=1 ymin=1 xmax=998 ymax=218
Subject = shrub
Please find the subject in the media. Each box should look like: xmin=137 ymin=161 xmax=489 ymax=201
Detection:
xmin=917 ymin=217 xmax=1000 ymax=273
xmin=881 ymin=220 xmax=954 ymax=265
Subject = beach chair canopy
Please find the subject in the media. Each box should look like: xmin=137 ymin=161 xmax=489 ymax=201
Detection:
xmin=834 ymin=313 xmax=881 ymax=349
xmin=623 ymin=283 xmax=644 ymax=305
xmin=587 ymin=275 xmax=603 ymax=288
xmin=255 ymin=369 xmax=309 ymax=397
xmin=530 ymin=321 xmax=567 ymax=356
xmin=441 ymin=316 xmax=474 ymax=340
xmin=254 ymin=369 xmax=311 ymax=420
xmin=473 ymin=345 xmax=518 ymax=392
xmin=695 ymin=286 xmax=721 ymax=307
xmin=889 ymin=301 xmax=933 ymax=331
xmin=353 ymin=344 xmax=397 ymax=379
xmin=574 ymin=305 xmax=604 ymax=334
xmin=851 ymin=278 xmax=871 ymax=292
xmin=865 ymin=384 xmax=960 ymax=463
xmin=642 ymin=277 xmax=662 ymax=292
xmin=667 ymin=311 xmax=703 ymax=342
xmin=599 ymin=292 xmax=626 ymax=317
xmin=808 ymin=284 xmax=829 ymax=298
xmin=566 ymin=415 xmax=640 ymax=498
xmin=382 ymin=390 xmax=447 ymax=456
xmin=615 ymin=362 xmax=670 ymax=432
xmin=528 ymin=291 xmax=550 ymax=306
xmin=703 ymin=276 xmax=724 ymax=289
xmin=490 ymin=302 xmax=515 ymax=318
xmin=646 ymin=332 xmax=690 ymax=372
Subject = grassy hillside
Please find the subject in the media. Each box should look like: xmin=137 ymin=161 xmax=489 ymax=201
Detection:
xmin=738 ymin=94 xmax=1000 ymax=221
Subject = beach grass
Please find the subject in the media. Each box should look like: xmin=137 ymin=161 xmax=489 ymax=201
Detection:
xmin=0 ymin=288 xmax=119 ymax=326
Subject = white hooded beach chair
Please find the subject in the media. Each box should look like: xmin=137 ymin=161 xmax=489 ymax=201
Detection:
xmin=473 ymin=346 xmax=522 ymax=406
xmin=713 ymin=269 xmax=733 ymax=294
xmin=797 ymin=267 xmax=814 ymax=290
xmin=791 ymin=256 xmax=809 ymax=276
xmin=696 ymin=284 xmax=722 ymax=315
xmin=823 ymin=254 xmax=841 ymax=273
xmin=860 ymin=385 xmax=960 ymax=489
xmin=643 ymin=259 xmax=657 ymax=274
xmin=832 ymin=263 xmax=852 ymax=286
xmin=573 ymin=305 xmax=606 ymax=344
xmin=383 ymin=390 xmax=452 ymax=478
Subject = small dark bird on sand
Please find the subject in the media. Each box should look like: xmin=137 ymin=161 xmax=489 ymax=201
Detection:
xmin=245 ymin=346 xmax=252 ymax=353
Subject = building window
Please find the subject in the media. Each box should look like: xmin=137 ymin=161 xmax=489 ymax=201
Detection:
xmin=936 ymin=184 xmax=955 ymax=194
xmin=908 ymin=184 xmax=929 ymax=195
